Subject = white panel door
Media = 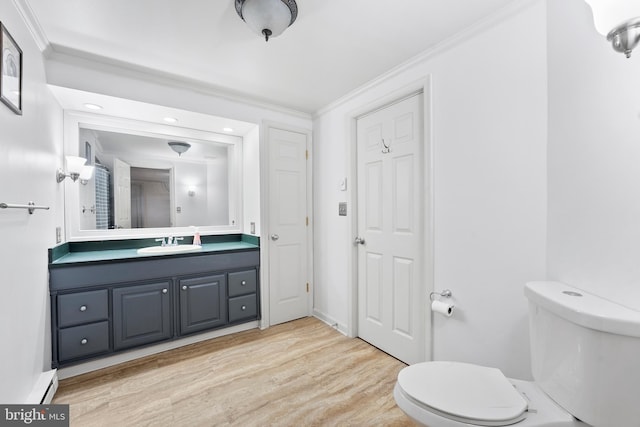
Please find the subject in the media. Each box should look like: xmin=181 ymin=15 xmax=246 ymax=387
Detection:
xmin=268 ymin=127 xmax=309 ymax=326
xmin=356 ymin=94 xmax=425 ymax=364
xmin=113 ymin=158 xmax=131 ymax=229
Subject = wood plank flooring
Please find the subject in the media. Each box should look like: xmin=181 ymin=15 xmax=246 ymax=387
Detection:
xmin=53 ymin=317 xmax=416 ymax=426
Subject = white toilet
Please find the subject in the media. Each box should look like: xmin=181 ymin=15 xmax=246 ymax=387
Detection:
xmin=394 ymin=281 xmax=640 ymax=427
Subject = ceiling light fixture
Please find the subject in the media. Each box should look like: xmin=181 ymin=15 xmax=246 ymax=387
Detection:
xmin=163 ymin=117 xmax=178 ymax=123
xmin=235 ymin=0 xmax=298 ymax=42
xmin=585 ymin=0 xmax=640 ymax=58
xmin=223 ymin=127 xmax=234 ymax=132
xmin=168 ymin=141 xmax=191 ymax=156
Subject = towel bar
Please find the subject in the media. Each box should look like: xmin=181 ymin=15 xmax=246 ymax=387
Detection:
xmin=0 ymin=202 xmax=50 ymax=214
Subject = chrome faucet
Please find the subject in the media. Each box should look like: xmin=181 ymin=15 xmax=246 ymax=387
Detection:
xmin=156 ymin=236 xmax=184 ymax=246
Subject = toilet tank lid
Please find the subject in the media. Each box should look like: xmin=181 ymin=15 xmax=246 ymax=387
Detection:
xmin=525 ymin=281 xmax=640 ymax=338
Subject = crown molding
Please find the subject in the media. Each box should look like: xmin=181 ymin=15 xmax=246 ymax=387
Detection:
xmin=46 ymin=45 xmax=312 ymax=120
xmin=12 ymin=0 xmax=50 ymax=53
xmin=314 ymin=0 xmax=540 ymax=118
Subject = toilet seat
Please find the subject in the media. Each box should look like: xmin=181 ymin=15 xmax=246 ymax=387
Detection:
xmin=397 ymin=361 xmax=528 ymax=426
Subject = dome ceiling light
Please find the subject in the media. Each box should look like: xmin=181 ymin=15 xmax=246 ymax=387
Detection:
xmin=235 ymin=0 xmax=298 ymax=42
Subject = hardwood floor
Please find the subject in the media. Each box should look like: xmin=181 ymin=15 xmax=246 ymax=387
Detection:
xmin=53 ymin=317 xmax=416 ymax=426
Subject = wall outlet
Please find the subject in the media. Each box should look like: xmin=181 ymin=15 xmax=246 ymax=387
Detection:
xmin=55 ymin=227 xmax=62 ymax=244
xmin=339 ymin=202 xmax=347 ymax=216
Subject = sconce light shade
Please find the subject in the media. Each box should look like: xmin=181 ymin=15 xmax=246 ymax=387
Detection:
xmin=235 ymin=0 xmax=297 ymax=42
xmin=585 ymin=0 xmax=640 ymax=57
xmin=168 ymin=141 xmax=191 ymax=156
xmin=57 ymin=156 xmax=89 ymax=183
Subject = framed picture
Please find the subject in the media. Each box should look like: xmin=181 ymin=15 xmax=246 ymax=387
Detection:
xmin=0 ymin=22 xmax=22 ymax=115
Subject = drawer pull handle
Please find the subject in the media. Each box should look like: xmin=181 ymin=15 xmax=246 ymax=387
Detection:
xmin=79 ymin=305 xmax=87 ymax=312
xmin=162 ymin=288 xmax=168 ymax=294
xmin=241 ymin=305 xmax=246 ymax=311
xmin=81 ymin=338 xmax=88 ymax=345
xmin=241 ymin=281 xmax=246 ymax=286
xmin=182 ymin=285 xmax=188 ymax=291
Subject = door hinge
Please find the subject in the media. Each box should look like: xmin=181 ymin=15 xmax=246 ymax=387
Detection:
xmin=306 ymin=283 xmax=310 ymax=293
xmin=306 ymin=216 xmax=309 ymax=226
xmin=306 ymin=149 xmax=309 ymax=160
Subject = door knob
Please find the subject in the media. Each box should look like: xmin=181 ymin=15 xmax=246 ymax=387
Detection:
xmin=271 ymin=234 xmax=280 ymax=241
xmin=354 ymin=237 xmax=366 ymax=245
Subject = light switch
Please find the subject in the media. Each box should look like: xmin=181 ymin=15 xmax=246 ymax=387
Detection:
xmin=340 ymin=178 xmax=347 ymax=191
xmin=339 ymin=202 xmax=347 ymax=216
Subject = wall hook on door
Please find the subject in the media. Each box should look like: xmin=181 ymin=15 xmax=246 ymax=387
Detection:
xmin=381 ymin=138 xmax=391 ymax=154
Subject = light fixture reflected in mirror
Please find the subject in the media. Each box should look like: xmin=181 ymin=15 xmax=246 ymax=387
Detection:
xmin=57 ymin=156 xmax=94 ymax=183
xmin=168 ymin=141 xmax=191 ymax=156
xmin=585 ymin=0 xmax=640 ymax=58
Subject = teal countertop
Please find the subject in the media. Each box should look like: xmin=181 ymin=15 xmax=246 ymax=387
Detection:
xmin=49 ymin=234 xmax=259 ymax=266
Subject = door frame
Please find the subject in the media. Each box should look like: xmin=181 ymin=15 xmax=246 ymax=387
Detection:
xmin=259 ymin=121 xmax=314 ymax=330
xmin=346 ymin=76 xmax=435 ymax=360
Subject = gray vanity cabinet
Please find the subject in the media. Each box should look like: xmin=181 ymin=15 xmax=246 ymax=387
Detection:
xmin=49 ymin=248 xmax=260 ymax=368
xmin=178 ymin=274 xmax=227 ymax=335
xmin=113 ymin=281 xmax=172 ymax=350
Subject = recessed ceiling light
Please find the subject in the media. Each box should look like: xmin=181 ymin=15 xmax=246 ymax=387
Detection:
xmin=223 ymin=127 xmax=234 ymax=132
xmin=84 ymin=103 xmax=103 ymax=110
xmin=164 ymin=117 xmax=178 ymax=123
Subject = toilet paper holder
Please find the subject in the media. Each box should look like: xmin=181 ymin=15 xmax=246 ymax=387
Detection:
xmin=429 ymin=289 xmax=453 ymax=300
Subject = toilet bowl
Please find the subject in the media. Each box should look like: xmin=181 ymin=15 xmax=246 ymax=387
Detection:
xmin=393 ymin=281 xmax=640 ymax=426
xmin=394 ymin=361 xmax=584 ymax=426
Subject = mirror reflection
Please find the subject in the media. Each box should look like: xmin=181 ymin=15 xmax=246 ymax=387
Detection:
xmin=78 ymin=127 xmax=232 ymax=230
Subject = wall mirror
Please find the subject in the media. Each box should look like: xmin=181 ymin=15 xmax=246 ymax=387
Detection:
xmin=63 ymin=111 xmax=244 ymax=241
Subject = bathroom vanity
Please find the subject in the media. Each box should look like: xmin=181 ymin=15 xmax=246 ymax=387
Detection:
xmin=48 ymin=235 xmax=260 ymax=368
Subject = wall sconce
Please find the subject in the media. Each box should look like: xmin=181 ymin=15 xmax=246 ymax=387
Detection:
xmin=57 ymin=156 xmax=94 ymax=183
xmin=585 ymin=0 xmax=640 ymax=58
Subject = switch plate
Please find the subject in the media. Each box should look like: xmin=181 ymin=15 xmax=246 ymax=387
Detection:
xmin=340 ymin=178 xmax=347 ymax=191
xmin=176 ymin=206 xmax=181 ymax=213
xmin=55 ymin=227 xmax=62 ymax=244
xmin=339 ymin=202 xmax=347 ymax=216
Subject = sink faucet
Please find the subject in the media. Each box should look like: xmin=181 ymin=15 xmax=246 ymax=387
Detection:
xmin=156 ymin=236 xmax=184 ymax=246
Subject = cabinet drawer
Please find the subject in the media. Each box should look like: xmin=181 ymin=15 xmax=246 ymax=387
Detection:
xmin=58 ymin=321 xmax=109 ymax=362
xmin=228 ymin=294 xmax=257 ymax=323
xmin=228 ymin=270 xmax=257 ymax=297
xmin=58 ymin=290 xmax=109 ymax=328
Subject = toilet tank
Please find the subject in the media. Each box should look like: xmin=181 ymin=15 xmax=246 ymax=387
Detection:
xmin=525 ymin=281 xmax=640 ymax=427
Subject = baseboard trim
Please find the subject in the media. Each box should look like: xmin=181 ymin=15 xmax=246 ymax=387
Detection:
xmin=26 ymin=370 xmax=58 ymax=404
xmin=312 ymin=310 xmax=347 ymax=336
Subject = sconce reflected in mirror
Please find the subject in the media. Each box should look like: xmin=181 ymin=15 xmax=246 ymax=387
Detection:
xmin=57 ymin=156 xmax=94 ymax=183
xmin=585 ymin=0 xmax=640 ymax=58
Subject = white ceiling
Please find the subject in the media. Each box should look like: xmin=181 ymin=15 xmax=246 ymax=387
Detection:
xmin=25 ymin=0 xmax=517 ymax=114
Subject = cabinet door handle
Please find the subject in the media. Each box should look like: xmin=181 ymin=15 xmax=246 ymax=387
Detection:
xmin=79 ymin=305 xmax=87 ymax=312
xmin=241 ymin=280 xmax=246 ymax=286
xmin=162 ymin=288 xmax=168 ymax=294
xmin=182 ymin=285 xmax=188 ymax=291
xmin=241 ymin=305 xmax=246 ymax=311
xmin=80 ymin=338 xmax=88 ymax=345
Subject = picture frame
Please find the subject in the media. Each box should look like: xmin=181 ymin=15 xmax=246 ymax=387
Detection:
xmin=0 ymin=22 xmax=22 ymax=115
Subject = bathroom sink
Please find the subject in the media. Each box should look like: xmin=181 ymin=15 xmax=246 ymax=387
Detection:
xmin=137 ymin=244 xmax=202 ymax=255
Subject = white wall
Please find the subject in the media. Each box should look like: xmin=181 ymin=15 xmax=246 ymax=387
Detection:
xmin=313 ymin=0 xmax=548 ymax=379
xmin=243 ymin=126 xmax=261 ymax=235
xmin=0 ymin=2 xmax=63 ymax=402
xmin=547 ymin=0 xmax=640 ymax=308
